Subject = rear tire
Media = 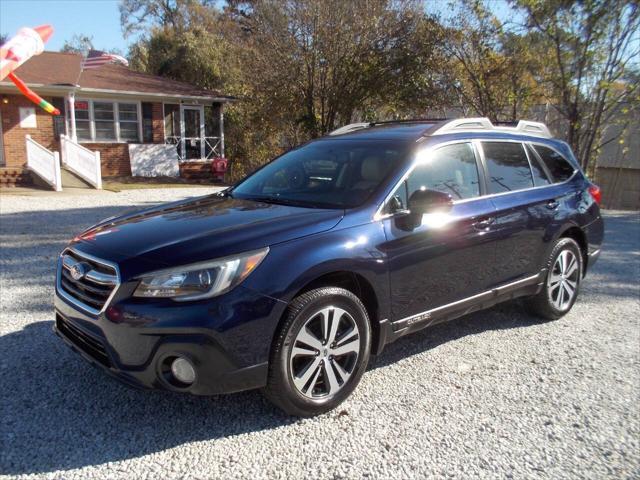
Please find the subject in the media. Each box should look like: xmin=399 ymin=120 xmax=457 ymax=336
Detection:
xmin=526 ymin=237 xmax=583 ymax=320
xmin=263 ymin=287 xmax=371 ymax=417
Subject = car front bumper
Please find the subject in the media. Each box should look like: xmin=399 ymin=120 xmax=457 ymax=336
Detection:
xmin=54 ymin=284 xmax=287 ymax=395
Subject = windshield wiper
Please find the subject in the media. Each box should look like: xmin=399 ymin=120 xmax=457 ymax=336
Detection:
xmin=243 ymin=195 xmax=319 ymax=208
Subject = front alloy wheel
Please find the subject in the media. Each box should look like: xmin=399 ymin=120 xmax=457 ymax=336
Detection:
xmin=264 ymin=287 xmax=371 ymax=416
xmin=290 ymin=306 xmax=360 ymax=399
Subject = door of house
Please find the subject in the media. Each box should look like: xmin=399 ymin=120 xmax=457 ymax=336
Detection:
xmin=180 ymin=105 xmax=205 ymax=160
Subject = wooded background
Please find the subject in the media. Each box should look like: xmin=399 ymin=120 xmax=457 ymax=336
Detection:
xmin=61 ymin=0 xmax=639 ymax=187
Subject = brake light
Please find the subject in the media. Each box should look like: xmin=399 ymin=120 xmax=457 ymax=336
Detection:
xmin=588 ymin=184 xmax=602 ymax=205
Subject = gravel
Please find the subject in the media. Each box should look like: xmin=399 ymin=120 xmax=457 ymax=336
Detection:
xmin=1 ymin=189 xmax=638 ymax=479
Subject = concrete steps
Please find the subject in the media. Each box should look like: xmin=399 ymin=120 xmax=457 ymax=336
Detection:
xmin=61 ymin=168 xmax=93 ymax=189
xmin=179 ymin=162 xmax=213 ymax=180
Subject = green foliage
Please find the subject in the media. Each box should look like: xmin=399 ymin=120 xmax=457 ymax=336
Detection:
xmin=510 ymin=0 xmax=640 ymax=171
xmin=122 ymin=0 xmax=640 ymax=179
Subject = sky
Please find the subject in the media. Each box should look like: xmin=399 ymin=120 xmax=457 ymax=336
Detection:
xmin=0 ymin=0 xmax=138 ymax=53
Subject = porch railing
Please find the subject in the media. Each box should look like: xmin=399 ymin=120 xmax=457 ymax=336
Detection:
xmin=25 ymin=135 xmax=62 ymax=191
xmin=60 ymin=134 xmax=102 ymax=189
xmin=165 ymin=136 xmax=222 ymax=161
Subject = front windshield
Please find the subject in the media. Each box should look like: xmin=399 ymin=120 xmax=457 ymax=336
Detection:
xmin=231 ymin=139 xmax=408 ymax=209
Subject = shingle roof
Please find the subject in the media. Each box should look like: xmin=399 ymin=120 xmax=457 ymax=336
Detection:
xmin=10 ymin=51 xmax=232 ymax=100
xmin=11 ymin=51 xmax=81 ymax=85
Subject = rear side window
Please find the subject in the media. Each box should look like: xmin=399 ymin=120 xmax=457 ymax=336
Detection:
xmin=407 ymin=143 xmax=480 ymax=201
xmin=533 ymin=145 xmax=575 ymax=182
xmin=482 ymin=142 xmax=533 ymax=193
xmin=525 ymin=145 xmax=551 ymax=186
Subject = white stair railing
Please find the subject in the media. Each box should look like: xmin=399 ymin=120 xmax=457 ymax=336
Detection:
xmin=25 ymin=135 xmax=62 ymax=191
xmin=60 ymin=134 xmax=102 ymax=189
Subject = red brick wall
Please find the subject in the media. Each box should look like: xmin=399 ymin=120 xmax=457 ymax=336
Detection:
xmin=0 ymin=94 xmax=60 ymax=168
xmin=82 ymin=143 xmax=132 ymax=177
xmin=152 ymin=102 xmax=164 ymax=143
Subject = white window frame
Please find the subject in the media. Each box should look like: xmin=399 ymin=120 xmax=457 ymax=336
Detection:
xmin=74 ymin=98 xmax=142 ymax=143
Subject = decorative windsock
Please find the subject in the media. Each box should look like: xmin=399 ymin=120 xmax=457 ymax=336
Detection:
xmin=0 ymin=25 xmax=59 ymax=115
xmin=7 ymin=72 xmax=60 ymax=115
xmin=0 ymin=25 xmax=53 ymax=81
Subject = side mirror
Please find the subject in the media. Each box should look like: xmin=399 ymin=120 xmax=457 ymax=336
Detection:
xmin=409 ymin=188 xmax=454 ymax=215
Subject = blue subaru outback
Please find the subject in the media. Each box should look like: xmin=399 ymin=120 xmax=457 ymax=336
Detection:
xmin=55 ymin=118 xmax=604 ymax=416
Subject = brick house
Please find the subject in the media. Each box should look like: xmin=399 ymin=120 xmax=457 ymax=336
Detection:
xmin=0 ymin=51 xmax=233 ymax=182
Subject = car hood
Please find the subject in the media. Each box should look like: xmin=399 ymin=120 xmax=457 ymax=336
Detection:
xmin=72 ymin=194 xmax=344 ymax=268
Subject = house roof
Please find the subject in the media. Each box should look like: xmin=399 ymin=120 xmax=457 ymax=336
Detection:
xmin=7 ymin=51 xmax=233 ymax=101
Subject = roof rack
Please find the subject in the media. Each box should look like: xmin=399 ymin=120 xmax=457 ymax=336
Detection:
xmin=429 ymin=117 xmax=552 ymax=138
xmin=328 ymin=122 xmax=372 ymax=136
xmin=328 ymin=118 xmax=447 ymax=136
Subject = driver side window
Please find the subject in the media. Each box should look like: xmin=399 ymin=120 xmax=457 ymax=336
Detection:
xmin=386 ymin=142 xmax=480 ymax=213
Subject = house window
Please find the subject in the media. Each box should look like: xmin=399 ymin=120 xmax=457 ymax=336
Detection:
xmin=118 ymin=103 xmax=139 ymax=142
xmin=74 ymin=101 xmax=91 ymax=141
xmin=94 ymin=102 xmax=116 ymax=141
xmin=74 ymin=99 xmax=141 ymax=142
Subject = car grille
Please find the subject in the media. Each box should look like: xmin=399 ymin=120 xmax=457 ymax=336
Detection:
xmin=58 ymin=249 xmax=119 ymax=314
xmin=56 ymin=315 xmax=112 ymax=368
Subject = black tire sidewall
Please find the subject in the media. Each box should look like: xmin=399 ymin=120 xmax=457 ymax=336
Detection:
xmin=273 ymin=288 xmax=371 ymax=415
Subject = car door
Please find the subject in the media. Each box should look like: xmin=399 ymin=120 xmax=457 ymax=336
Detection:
xmin=479 ymin=140 xmax=559 ymax=284
xmin=380 ymin=141 xmax=498 ymax=327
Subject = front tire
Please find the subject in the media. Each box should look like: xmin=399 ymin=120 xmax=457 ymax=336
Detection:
xmin=526 ymin=237 xmax=583 ymax=320
xmin=263 ymin=287 xmax=371 ymax=417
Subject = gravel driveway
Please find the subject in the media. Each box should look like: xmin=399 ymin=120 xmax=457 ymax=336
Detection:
xmin=1 ymin=189 xmax=638 ymax=479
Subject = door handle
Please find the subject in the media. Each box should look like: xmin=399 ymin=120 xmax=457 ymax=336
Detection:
xmin=472 ymin=217 xmax=495 ymax=231
xmin=546 ymin=199 xmax=560 ymax=210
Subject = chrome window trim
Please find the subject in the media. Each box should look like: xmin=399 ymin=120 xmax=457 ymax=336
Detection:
xmin=57 ymin=247 xmax=121 ymax=317
xmin=374 ymin=138 xmax=579 ymax=221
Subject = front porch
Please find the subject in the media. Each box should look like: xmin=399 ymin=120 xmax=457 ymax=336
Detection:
xmin=1 ymin=52 xmax=235 ymax=181
xmin=163 ymin=103 xmax=224 ymax=162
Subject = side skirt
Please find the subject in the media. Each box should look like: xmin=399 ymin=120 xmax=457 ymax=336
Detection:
xmin=379 ymin=271 xmax=545 ymax=349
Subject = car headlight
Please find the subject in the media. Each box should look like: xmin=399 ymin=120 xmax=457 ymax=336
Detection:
xmin=133 ymin=248 xmax=269 ymax=301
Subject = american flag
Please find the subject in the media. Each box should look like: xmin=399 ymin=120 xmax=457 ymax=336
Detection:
xmin=82 ymin=50 xmax=129 ymax=70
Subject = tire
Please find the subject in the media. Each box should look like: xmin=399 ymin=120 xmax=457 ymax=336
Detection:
xmin=526 ymin=237 xmax=583 ymax=320
xmin=263 ymin=287 xmax=371 ymax=417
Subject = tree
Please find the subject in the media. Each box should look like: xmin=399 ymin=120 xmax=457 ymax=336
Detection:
xmin=442 ymin=1 xmax=548 ymax=121
xmin=512 ymin=0 xmax=640 ymax=172
xmin=120 ymin=0 xmax=218 ymax=37
xmin=60 ymin=34 xmax=95 ymax=56
xmin=127 ymin=0 xmax=448 ymax=180
xmin=240 ymin=0 xmax=446 ymax=137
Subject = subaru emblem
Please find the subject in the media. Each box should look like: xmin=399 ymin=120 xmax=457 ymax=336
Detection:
xmin=70 ymin=262 xmax=88 ymax=281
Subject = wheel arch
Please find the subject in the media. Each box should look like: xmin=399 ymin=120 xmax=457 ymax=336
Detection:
xmin=557 ymin=224 xmax=588 ymax=276
xmin=275 ymin=270 xmax=387 ymax=356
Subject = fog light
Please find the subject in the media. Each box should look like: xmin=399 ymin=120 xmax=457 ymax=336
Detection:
xmin=170 ymin=357 xmax=196 ymax=385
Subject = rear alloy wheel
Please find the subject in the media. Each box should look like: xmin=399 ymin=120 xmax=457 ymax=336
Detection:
xmin=548 ymin=250 xmax=580 ymax=311
xmin=264 ymin=287 xmax=371 ymax=416
xmin=526 ymin=237 xmax=583 ymax=320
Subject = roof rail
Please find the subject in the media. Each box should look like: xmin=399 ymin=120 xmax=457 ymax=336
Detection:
xmin=328 ymin=118 xmax=449 ymax=136
xmin=328 ymin=122 xmax=372 ymax=136
xmin=429 ymin=117 xmax=552 ymax=138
